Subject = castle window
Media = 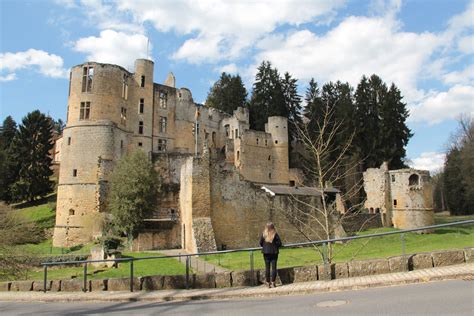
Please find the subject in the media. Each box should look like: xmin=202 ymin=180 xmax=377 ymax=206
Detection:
xmin=160 ymin=91 xmax=168 ymax=108
xmin=120 ymin=140 xmax=123 ymax=148
xmin=120 ymin=107 xmax=127 ymax=125
xmin=122 ymin=74 xmax=129 ymax=99
xmin=409 ymin=174 xmax=419 ymax=186
xmin=141 ymin=75 xmax=145 ymax=87
xmin=265 ymin=139 xmax=268 ymax=146
xmin=235 ymin=129 xmax=239 ymax=138
xmin=138 ymin=121 xmax=144 ymax=134
xmin=68 ymin=137 xmax=71 ymax=145
xmin=237 ymin=150 xmax=240 ymax=160
xmin=212 ymin=132 xmax=216 ymax=146
xmin=393 ymin=199 xmax=397 ymax=206
xmin=79 ymin=102 xmax=90 ymax=120
xmin=391 ymin=174 xmax=395 ymax=182
xmin=269 ymin=172 xmax=272 ymax=179
xmin=268 ymin=155 xmax=271 ymax=161
xmin=138 ymin=142 xmax=143 ymax=147
xmin=275 ymin=126 xmax=279 ymax=128
xmin=275 ymin=140 xmax=278 ymax=144
xmin=192 ymin=122 xmax=200 ymax=135
xmin=225 ymin=125 xmax=230 ymax=137
xmin=82 ymin=66 xmax=93 ymax=92
xmin=73 ymin=169 xmax=77 ymax=177
xmin=289 ymin=180 xmax=295 ymax=187
xmin=159 ymin=116 xmax=167 ymax=133
xmin=139 ymin=98 xmax=144 ymax=114
xmin=256 ymin=138 xmax=259 ymax=145
xmin=158 ymin=139 xmax=167 ymax=152
xmin=69 ymin=209 xmax=75 ymax=216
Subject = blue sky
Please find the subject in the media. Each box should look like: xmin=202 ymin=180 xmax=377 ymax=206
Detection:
xmin=1 ymin=0 xmax=473 ymax=172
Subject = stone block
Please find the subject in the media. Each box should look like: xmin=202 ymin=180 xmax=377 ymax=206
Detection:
xmin=464 ymin=247 xmax=474 ymax=263
xmin=51 ymin=280 xmax=61 ymax=292
xmin=33 ymin=280 xmax=52 ymax=291
xmin=317 ymin=263 xmax=333 ymax=280
xmin=61 ymin=279 xmax=84 ymax=292
xmin=277 ymin=267 xmax=295 ymax=284
xmin=193 ymin=273 xmax=215 ymax=288
xmin=0 ymin=282 xmax=11 ymax=291
xmin=141 ymin=276 xmax=164 ymax=291
xmin=10 ymin=281 xmax=33 ymax=291
xmin=409 ymin=253 xmax=433 ymax=270
xmin=89 ymin=279 xmax=107 ymax=291
xmin=162 ymin=275 xmax=187 ymax=289
xmin=348 ymin=259 xmax=390 ymax=277
xmin=215 ymin=272 xmax=232 ymax=288
xmin=388 ymin=256 xmax=409 ymax=272
xmin=432 ymin=250 xmax=465 ymax=267
xmin=333 ymin=263 xmax=349 ymax=279
xmin=293 ymin=265 xmax=318 ymax=283
xmin=231 ymin=270 xmax=257 ymax=287
xmin=108 ymin=277 xmax=140 ymax=291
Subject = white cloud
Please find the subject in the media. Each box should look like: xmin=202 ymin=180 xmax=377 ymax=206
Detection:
xmin=73 ymin=30 xmax=151 ymax=69
xmin=410 ymin=152 xmax=445 ymax=173
xmin=0 ymin=49 xmax=68 ymax=79
xmin=115 ymin=0 xmax=346 ymax=63
xmin=457 ymin=35 xmax=474 ymax=54
xmin=442 ymin=65 xmax=474 ymax=85
xmin=252 ymin=16 xmax=439 ymax=103
xmin=0 ymin=73 xmax=17 ymax=82
xmin=217 ymin=63 xmax=238 ymax=74
xmin=410 ymin=85 xmax=474 ymax=124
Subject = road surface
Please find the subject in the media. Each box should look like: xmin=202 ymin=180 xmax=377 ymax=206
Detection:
xmin=1 ymin=280 xmax=472 ymax=315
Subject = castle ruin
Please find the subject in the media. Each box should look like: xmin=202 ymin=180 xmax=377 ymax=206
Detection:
xmin=52 ymin=59 xmax=332 ymax=251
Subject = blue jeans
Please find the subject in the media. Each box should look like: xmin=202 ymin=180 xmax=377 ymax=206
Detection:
xmin=263 ymin=254 xmax=278 ymax=282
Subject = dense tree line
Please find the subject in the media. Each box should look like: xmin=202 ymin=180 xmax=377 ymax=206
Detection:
xmin=205 ymin=63 xmax=412 ymax=177
xmin=441 ymin=116 xmax=473 ymax=215
xmin=0 ymin=111 xmax=56 ymax=203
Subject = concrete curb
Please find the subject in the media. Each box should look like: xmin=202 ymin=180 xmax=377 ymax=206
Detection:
xmin=0 ymin=263 xmax=472 ymax=303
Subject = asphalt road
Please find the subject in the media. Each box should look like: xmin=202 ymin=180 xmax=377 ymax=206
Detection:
xmin=1 ymin=280 xmax=473 ymax=315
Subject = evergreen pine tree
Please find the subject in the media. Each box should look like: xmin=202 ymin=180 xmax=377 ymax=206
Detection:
xmin=281 ymin=72 xmax=302 ymax=166
xmin=0 ymin=116 xmax=18 ymax=202
xmin=379 ymin=83 xmax=412 ymax=169
xmin=249 ymin=61 xmax=286 ymax=130
xmin=9 ymin=110 xmax=54 ymax=202
xmin=206 ymin=72 xmax=247 ymax=115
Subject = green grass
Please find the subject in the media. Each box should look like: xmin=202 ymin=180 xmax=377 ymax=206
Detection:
xmin=23 ymin=252 xmax=189 ymax=281
xmin=203 ymin=215 xmax=474 ymax=271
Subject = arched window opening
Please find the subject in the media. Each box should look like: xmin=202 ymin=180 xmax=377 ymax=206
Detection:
xmin=409 ymin=174 xmax=419 ymax=186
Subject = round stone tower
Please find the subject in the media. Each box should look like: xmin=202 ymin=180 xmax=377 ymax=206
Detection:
xmin=53 ymin=59 xmax=154 ymax=247
xmin=266 ymin=116 xmax=289 ymax=184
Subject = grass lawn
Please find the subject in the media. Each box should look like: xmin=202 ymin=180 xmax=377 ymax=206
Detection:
xmin=20 ymin=252 xmax=189 ymax=281
xmin=203 ymin=214 xmax=474 ymax=271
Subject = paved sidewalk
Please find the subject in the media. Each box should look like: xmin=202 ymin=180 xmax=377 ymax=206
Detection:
xmin=0 ymin=263 xmax=472 ymax=303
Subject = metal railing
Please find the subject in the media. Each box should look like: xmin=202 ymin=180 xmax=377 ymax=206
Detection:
xmin=41 ymin=220 xmax=474 ymax=293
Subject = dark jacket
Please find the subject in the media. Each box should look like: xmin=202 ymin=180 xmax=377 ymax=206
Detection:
xmin=259 ymin=233 xmax=282 ymax=255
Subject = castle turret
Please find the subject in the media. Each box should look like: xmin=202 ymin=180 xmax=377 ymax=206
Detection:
xmin=266 ymin=116 xmax=289 ymax=183
xmin=53 ymin=59 xmax=156 ymax=247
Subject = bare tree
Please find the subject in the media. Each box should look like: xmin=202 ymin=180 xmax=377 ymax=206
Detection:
xmin=274 ymin=105 xmax=366 ymax=263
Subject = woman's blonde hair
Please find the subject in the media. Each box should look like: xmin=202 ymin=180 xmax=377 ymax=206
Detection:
xmin=263 ymin=222 xmax=276 ymax=243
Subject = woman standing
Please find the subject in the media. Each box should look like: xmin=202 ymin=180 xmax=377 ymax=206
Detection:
xmin=259 ymin=222 xmax=282 ymax=288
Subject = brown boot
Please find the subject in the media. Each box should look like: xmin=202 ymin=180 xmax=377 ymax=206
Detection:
xmin=271 ymin=282 xmax=276 ymax=288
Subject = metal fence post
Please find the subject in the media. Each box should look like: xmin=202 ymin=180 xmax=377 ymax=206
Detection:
xmin=322 ymin=242 xmax=328 ymax=264
xmin=250 ymin=251 xmax=254 ymax=286
xmin=43 ymin=265 xmax=47 ymax=293
xmin=185 ymin=256 xmax=190 ymax=290
xmin=401 ymin=233 xmax=406 ymax=256
xmin=130 ymin=259 xmax=134 ymax=292
xmin=83 ymin=263 xmax=88 ymax=292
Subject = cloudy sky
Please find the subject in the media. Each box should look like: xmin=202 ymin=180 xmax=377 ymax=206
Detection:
xmin=1 ymin=0 xmax=473 ymax=172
